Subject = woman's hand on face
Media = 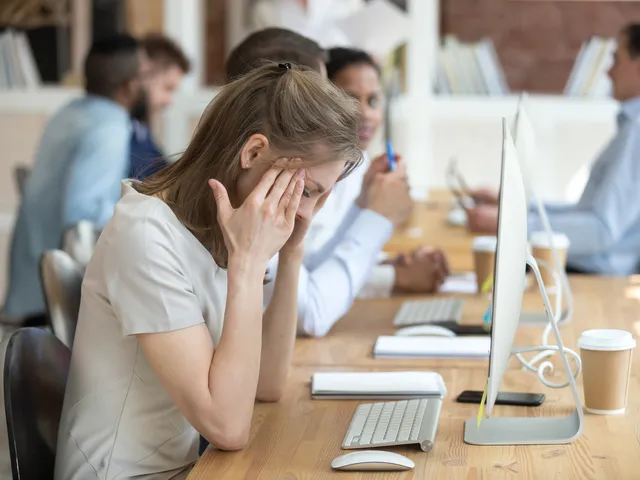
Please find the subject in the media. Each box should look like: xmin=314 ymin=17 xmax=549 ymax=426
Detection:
xmin=209 ymin=167 xmax=305 ymax=267
xmin=279 ymin=189 xmax=331 ymax=259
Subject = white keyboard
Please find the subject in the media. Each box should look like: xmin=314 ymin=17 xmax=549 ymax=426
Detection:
xmin=393 ymin=299 xmax=464 ymax=327
xmin=342 ymin=398 xmax=442 ymax=452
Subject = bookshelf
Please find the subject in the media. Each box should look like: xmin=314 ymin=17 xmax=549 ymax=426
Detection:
xmin=440 ymin=0 xmax=635 ymax=94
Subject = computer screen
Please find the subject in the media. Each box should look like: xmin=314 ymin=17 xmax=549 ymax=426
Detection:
xmin=485 ymin=118 xmax=529 ymax=416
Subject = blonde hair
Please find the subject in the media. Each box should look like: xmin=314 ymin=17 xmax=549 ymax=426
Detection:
xmin=137 ymin=62 xmax=362 ymax=268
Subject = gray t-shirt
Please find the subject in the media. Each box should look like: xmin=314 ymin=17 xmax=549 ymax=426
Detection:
xmin=55 ymin=182 xmax=227 ymax=480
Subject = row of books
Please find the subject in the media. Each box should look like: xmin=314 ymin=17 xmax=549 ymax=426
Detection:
xmin=436 ymin=36 xmax=510 ymax=96
xmin=564 ymin=36 xmax=615 ymax=98
xmin=0 ymin=29 xmax=41 ymax=90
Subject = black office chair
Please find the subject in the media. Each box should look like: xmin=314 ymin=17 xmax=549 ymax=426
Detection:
xmin=4 ymin=328 xmax=71 ymax=480
xmin=40 ymin=250 xmax=83 ymax=348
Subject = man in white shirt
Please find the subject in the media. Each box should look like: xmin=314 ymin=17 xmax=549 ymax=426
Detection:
xmin=226 ymin=29 xmax=449 ymax=337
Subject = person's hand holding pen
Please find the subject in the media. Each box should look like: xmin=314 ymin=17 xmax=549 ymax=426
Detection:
xmin=356 ymin=149 xmax=412 ymax=227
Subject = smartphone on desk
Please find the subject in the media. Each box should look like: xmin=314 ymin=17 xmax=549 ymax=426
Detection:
xmin=456 ymin=390 xmax=545 ymax=407
xmin=431 ymin=321 xmax=490 ymax=336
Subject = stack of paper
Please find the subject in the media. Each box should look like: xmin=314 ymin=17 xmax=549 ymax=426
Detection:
xmin=437 ymin=36 xmax=509 ymax=96
xmin=0 ymin=29 xmax=41 ymax=90
xmin=311 ymin=371 xmax=447 ymax=400
xmin=564 ymin=37 xmax=615 ymax=98
xmin=374 ymin=335 xmax=490 ymax=359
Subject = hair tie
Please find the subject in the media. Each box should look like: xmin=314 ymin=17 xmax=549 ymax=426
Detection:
xmin=278 ymin=62 xmax=292 ymax=70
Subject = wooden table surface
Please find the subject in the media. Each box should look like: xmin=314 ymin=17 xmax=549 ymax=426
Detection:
xmin=189 ymin=200 xmax=640 ymax=479
xmin=383 ymin=199 xmax=478 ymax=272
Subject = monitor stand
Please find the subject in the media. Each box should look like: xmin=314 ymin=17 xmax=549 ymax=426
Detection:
xmin=464 ymin=255 xmax=584 ymax=445
xmin=520 ymin=262 xmax=572 ymax=326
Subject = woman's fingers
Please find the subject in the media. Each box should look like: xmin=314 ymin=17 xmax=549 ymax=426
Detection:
xmin=267 ymin=169 xmax=296 ymax=206
xmin=285 ymin=177 xmax=304 ymax=225
xmin=251 ymin=167 xmax=283 ymax=201
xmin=208 ymin=179 xmax=232 ymax=222
xmin=279 ymin=169 xmax=304 ymax=210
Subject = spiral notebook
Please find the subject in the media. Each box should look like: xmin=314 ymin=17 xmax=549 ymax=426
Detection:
xmin=311 ymin=371 xmax=447 ymax=400
xmin=374 ymin=336 xmax=491 ymax=359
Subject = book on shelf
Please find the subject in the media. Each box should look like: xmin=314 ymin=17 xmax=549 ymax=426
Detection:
xmin=564 ymin=36 xmax=615 ymax=98
xmin=437 ymin=35 xmax=510 ymax=96
xmin=0 ymin=29 xmax=41 ymax=90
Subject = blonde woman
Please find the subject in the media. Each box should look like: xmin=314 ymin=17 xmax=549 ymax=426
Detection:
xmin=55 ymin=62 xmax=361 ymax=480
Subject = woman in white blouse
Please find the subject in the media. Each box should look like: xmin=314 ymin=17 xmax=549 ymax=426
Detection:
xmin=54 ymin=62 xmax=362 ymax=479
xmin=263 ymin=44 xmax=450 ymax=337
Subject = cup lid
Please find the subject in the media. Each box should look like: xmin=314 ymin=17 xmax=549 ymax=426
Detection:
xmin=577 ymin=329 xmax=636 ymax=351
xmin=530 ymin=231 xmax=570 ymax=249
xmin=472 ymin=236 xmax=497 ymax=252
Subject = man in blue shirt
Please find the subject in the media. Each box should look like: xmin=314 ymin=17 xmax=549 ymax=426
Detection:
xmin=467 ymin=23 xmax=640 ymax=276
xmin=2 ymin=35 xmax=151 ymax=324
xmin=130 ymin=35 xmax=190 ymax=180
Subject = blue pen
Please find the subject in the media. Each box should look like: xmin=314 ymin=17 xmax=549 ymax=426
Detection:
xmin=386 ymin=140 xmax=395 ymax=171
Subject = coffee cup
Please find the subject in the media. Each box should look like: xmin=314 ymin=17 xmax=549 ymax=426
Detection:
xmin=578 ymin=329 xmax=636 ymax=414
xmin=472 ymin=236 xmax=497 ymax=293
xmin=530 ymin=231 xmax=570 ymax=289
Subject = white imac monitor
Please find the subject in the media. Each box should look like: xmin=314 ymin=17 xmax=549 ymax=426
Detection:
xmin=464 ymin=119 xmax=583 ymax=445
xmin=485 ymin=119 xmax=528 ymax=416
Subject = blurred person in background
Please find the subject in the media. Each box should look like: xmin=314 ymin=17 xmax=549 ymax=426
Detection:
xmin=249 ymin=0 xmax=361 ymax=48
xmin=466 ymin=23 xmax=640 ymax=276
xmin=227 ymin=30 xmax=450 ymax=340
xmin=130 ymin=34 xmax=191 ymax=180
xmin=2 ymin=35 xmax=150 ymax=325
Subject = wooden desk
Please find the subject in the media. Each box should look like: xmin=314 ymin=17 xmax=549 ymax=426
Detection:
xmin=190 ymin=276 xmax=640 ymax=479
xmin=384 ymin=202 xmax=476 ymax=272
xmin=294 ymin=276 xmax=630 ymax=370
xmin=190 ymin=364 xmax=640 ymax=479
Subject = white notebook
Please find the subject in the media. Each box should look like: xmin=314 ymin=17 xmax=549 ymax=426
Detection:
xmin=374 ymin=336 xmax=490 ymax=359
xmin=311 ymin=371 xmax=447 ymax=400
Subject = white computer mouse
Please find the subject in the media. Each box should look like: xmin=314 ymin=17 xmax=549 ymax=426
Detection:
xmin=446 ymin=207 xmax=467 ymax=226
xmin=395 ymin=325 xmax=456 ymax=337
xmin=331 ymin=450 xmax=415 ymax=471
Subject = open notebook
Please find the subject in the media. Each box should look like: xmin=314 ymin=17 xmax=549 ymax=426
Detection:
xmin=374 ymin=336 xmax=491 ymax=359
xmin=311 ymin=371 xmax=447 ymax=400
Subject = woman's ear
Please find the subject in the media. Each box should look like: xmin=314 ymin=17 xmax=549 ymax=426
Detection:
xmin=240 ymin=134 xmax=270 ymax=170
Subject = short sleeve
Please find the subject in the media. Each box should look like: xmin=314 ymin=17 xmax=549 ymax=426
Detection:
xmin=103 ymin=210 xmax=204 ymax=335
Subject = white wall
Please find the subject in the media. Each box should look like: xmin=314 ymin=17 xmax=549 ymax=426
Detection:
xmin=391 ymin=95 xmax=617 ymax=201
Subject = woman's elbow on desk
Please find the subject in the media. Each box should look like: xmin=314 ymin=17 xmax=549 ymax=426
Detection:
xmin=255 ymin=386 xmax=286 ymax=403
xmin=202 ymin=419 xmax=251 ymax=451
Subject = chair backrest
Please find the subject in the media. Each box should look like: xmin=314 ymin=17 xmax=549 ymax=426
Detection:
xmin=40 ymin=250 xmax=83 ymax=348
xmin=4 ymin=328 xmax=71 ymax=480
xmin=13 ymin=166 xmax=30 ymax=197
xmin=62 ymin=221 xmax=100 ymax=268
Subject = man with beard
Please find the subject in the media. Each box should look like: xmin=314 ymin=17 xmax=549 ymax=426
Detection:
xmin=2 ymin=35 xmax=151 ymax=326
xmin=129 ymin=34 xmax=190 ymax=180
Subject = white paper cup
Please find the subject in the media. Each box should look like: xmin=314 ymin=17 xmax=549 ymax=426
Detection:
xmin=578 ymin=329 xmax=636 ymax=414
xmin=472 ymin=236 xmax=497 ymax=293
